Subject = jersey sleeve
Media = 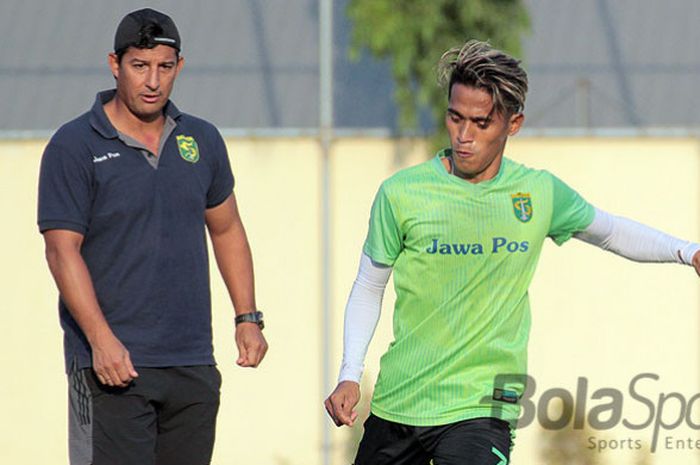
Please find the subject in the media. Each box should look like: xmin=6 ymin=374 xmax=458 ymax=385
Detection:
xmin=548 ymin=174 xmax=595 ymax=245
xmin=206 ymin=129 xmax=235 ymax=209
xmin=362 ymin=185 xmax=403 ymax=266
xmin=37 ymin=140 xmax=94 ymax=235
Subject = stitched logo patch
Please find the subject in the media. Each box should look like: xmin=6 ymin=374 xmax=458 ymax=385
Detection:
xmin=176 ymin=135 xmax=199 ymax=163
xmin=511 ymin=192 xmax=533 ymax=223
xmin=492 ymin=388 xmax=519 ymax=404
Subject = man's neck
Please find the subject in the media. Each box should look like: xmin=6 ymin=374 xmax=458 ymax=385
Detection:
xmin=440 ymin=154 xmax=504 ymax=184
xmin=103 ymin=96 xmax=165 ymax=155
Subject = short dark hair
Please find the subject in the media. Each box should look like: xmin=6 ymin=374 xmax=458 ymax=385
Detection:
xmin=437 ymin=40 xmax=528 ymax=115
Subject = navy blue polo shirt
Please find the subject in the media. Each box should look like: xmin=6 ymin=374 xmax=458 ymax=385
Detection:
xmin=38 ymin=90 xmax=235 ymax=372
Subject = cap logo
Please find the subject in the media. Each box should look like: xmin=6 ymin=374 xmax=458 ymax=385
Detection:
xmin=176 ymin=135 xmax=199 ymax=163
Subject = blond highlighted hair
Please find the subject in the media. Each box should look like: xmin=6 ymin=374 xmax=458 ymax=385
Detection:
xmin=437 ymin=40 xmax=528 ymax=115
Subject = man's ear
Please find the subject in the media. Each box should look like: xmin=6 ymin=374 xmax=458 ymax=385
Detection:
xmin=174 ymin=55 xmax=185 ymax=77
xmin=108 ymin=52 xmax=120 ymax=80
xmin=508 ymin=112 xmax=525 ymax=136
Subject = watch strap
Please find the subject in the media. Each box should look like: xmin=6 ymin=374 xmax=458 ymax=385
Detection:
xmin=235 ymin=311 xmax=264 ymax=330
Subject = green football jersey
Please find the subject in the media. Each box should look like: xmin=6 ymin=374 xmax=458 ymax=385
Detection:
xmin=363 ymin=149 xmax=594 ymax=426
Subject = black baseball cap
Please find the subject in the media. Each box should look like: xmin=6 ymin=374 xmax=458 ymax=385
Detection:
xmin=114 ymin=8 xmax=181 ymax=53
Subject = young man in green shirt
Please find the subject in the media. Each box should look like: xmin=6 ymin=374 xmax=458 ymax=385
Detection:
xmin=324 ymin=40 xmax=700 ymax=465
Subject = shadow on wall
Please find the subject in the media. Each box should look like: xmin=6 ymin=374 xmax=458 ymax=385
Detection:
xmin=538 ymin=399 xmax=653 ymax=465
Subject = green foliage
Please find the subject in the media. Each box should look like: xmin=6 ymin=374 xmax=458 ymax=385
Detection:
xmin=347 ymin=0 xmax=530 ymax=151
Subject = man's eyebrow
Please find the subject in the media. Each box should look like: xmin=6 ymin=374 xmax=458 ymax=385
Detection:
xmin=447 ymin=108 xmax=464 ymax=119
xmin=127 ymin=58 xmax=176 ymax=65
xmin=447 ymin=108 xmax=493 ymax=122
xmin=470 ymin=106 xmax=496 ymax=123
xmin=472 ymin=116 xmax=493 ymax=124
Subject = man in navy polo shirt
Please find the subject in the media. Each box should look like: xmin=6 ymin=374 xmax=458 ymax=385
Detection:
xmin=38 ymin=8 xmax=267 ymax=465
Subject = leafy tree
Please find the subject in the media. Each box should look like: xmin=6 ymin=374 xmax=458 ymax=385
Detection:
xmin=347 ymin=0 xmax=530 ymax=150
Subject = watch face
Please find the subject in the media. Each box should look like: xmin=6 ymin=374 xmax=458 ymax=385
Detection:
xmin=236 ymin=311 xmax=264 ymax=329
xmin=254 ymin=311 xmax=265 ymax=330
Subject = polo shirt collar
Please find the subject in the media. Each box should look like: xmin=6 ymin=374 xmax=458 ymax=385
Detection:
xmin=89 ymin=89 xmax=182 ymax=139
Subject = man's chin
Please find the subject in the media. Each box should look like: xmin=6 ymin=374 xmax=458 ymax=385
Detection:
xmin=453 ymin=161 xmax=492 ymax=181
xmin=453 ymin=161 xmax=478 ymax=176
xmin=132 ymin=107 xmax=164 ymax=123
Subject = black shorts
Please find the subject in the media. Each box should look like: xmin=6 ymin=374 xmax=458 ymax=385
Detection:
xmin=68 ymin=365 xmax=221 ymax=465
xmin=354 ymin=414 xmax=512 ymax=465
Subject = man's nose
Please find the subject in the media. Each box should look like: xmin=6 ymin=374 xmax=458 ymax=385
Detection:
xmin=458 ymin=122 xmax=475 ymax=142
xmin=145 ymin=68 xmax=160 ymax=90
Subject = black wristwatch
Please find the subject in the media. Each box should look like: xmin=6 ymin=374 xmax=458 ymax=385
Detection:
xmin=235 ymin=311 xmax=264 ymax=330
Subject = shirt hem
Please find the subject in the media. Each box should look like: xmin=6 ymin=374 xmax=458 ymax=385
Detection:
xmin=68 ymin=355 xmax=216 ymax=373
xmin=362 ymin=243 xmax=395 ymax=266
xmin=369 ymin=405 xmax=519 ymax=427
xmin=38 ymin=220 xmax=87 ymax=235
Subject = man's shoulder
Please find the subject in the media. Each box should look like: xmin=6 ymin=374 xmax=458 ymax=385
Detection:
xmin=50 ymin=111 xmax=93 ymax=146
xmin=502 ymin=157 xmax=556 ymax=184
xmin=175 ymin=112 xmax=221 ymax=138
xmin=382 ymin=158 xmax=436 ymax=189
xmin=44 ymin=111 xmax=98 ymax=161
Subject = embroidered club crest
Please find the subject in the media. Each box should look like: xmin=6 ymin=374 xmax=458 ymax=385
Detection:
xmin=511 ymin=192 xmax=533 ymax=222
xmin=176 ymin=135 xmax=199 ymax=163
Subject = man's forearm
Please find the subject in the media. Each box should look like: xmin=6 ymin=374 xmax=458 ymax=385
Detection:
xmin=574 ymin=208 xmax=700 ymax=264
xmin=210 ymin=224 xmax=257 ymax=314
xmin=44 ymin=230 xmax=137 ymax=386
xmin=44 ymin=234 xmax=113 ymax=344
xmin=206 ymin=194 xmax=267 ymax=368
xmin=338 ymin=253 xmax=391 ymax=383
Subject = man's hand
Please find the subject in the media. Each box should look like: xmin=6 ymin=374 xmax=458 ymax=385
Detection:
xmin=91 ymin=331 xmax=138 ymax=388
xmin=324 ymin=380 xmax=360 ymax=427
xmin=43 ymin=229 xmax=138 ymax=388
xmin=235 ymin=323 xmax=268 ymax=367
xmin=207 ymin=196 xmax=266 ymax=368
xmin=693 ymin=250 xmax=700 ymax=277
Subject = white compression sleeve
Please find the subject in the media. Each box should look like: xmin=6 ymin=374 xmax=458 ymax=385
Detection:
xmin=574 ymin=208 xmax=700 ymax=265
xmin=337 ymin=252 xmax=392 ymax=383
